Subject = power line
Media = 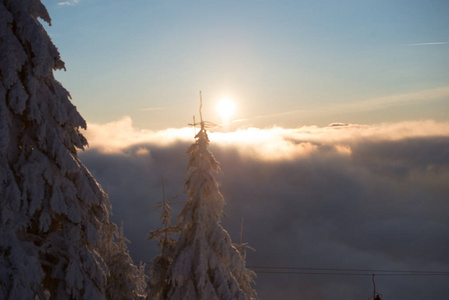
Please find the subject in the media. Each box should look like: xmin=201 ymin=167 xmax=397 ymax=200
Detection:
xmin=248 ymin=266 xmax=449 ymax=277
xmin=144 ymin=261 xmax=449 ymax=276
xmin=254 ymin=271 xmax=449 ymax=276
xmin=248 ymin=265 xmax=449 ymax=274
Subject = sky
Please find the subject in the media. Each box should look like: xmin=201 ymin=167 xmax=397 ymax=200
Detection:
xmin=39 ymin=1 xmax=449 ymax=299
xmin=42 ymin=0 xmax=449 ymax=130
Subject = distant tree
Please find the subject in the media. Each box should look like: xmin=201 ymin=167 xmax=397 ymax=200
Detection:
xmin=0 ymin=1 xmax=135 ymax=298
xmin=233 ymin=219 xmax=257 ymax=299
xmin=146 ymin=176 xmax=179 ymax=300
xmin=162 ymin=93 xmax=257 ymax=299
xmin=99 ymin=221 xmax=147 ymax=300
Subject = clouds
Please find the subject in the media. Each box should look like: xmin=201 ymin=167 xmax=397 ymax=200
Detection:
xmin=80 ymin=119 xmax=449 ymax=300
xmin=84 ymin=116 xmax=193 ymax=153
xmin=84 ymin=117 xmax=449 ymax=156
xmin=57 ymin=0 xmax=80 ymax=6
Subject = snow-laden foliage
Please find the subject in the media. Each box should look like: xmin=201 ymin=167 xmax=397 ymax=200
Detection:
xmin=233 ymin=219 xmax=257 ymax=300
xmin=99 ymin=222 xmax=147 ymax=300
xmin=0 ymin=0 xmax=137 ymax=298
xmin=146 ymin=182 xmax=180 ymax=300
xmin=161 ymin=124 xmax=257 ymax=300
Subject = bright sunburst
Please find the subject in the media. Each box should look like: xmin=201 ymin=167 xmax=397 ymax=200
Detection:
xmin=216 ymin=98 xmax=236 ymax=121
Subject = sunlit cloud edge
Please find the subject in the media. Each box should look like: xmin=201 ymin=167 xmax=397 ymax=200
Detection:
xmin=82 ymin=117 xmax=449 ymax=161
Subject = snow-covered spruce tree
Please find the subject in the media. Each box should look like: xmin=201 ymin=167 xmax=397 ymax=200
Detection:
xmin=146 ymin=176 xmax=179 ymax=300
xmin=99 ymin=222 xmax=147 ymax=300
xmin=162 ymin=98 xmax=257 ymax=300
xmin=233 ymin=219 xmax=257 ymax=299
xmin=0 ymin=1 xmax=133 ymax=298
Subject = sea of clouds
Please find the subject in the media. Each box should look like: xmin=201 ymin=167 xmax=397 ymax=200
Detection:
xmin=79 ymin=117 xmax=449 ymax=300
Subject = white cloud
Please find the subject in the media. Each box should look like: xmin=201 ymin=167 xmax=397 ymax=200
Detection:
xmin=83 ymin=116 xmax=193 ymax=153
xmin=58 ymin=0 xmax=80 ymax=6
xmin=83 ymin=117 xmax=449 ymax=160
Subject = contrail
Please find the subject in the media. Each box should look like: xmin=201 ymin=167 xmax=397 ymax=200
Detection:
xmin=405 ymin=42 xmax=449 ymax=46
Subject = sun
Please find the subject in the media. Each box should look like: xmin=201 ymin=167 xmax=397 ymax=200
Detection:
xmin=216 ymin=98 xmax=236 ymax=121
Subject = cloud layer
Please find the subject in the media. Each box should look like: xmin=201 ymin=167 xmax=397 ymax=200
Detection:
xmin=80 ymin=119 xmax=449 ymax=300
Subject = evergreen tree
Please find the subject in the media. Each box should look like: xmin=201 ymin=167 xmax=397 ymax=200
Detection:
xmin=163 ymin=94 xmax=256 ymax=300
xmin=99 ymin=222 xmax=147 ymax=300
xmin=233 ymin=219 xmax=257 ymax=300
xmin=0 ymin=1 xmax=133 ymax=298
xmin=146 ymin=176 xmax=179 ymax=300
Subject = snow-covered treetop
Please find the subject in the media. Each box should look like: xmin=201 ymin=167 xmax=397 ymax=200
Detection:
xmin=161 ymin=93 xmax=256 ymax=300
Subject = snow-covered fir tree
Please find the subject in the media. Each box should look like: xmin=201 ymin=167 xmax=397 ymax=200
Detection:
xmin=146 ymin=176 xmax=179 ymax=300
xmin=0 ymin=0 xmax=138 ymax=298
xmin=162 ymin=96 xmax=257 ymax=300
xmin=233 ymin=219 xmax=257 ymax=300
xmin=99 ymin=222 xmax=147 ymax=300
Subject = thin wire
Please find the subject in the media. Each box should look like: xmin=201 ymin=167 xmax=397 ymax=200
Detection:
xmin=144 ymin=261 xmax=449 ymax=276
xmin=248 ymin=266 xmax=449 ymax=274
xmin=255 ymin=271 xmax=449 ymax=276
xmin=142 ymin=267 xmax=449 ymax=277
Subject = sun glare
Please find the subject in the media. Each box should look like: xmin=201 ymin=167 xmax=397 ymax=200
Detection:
xmin=216 ymin=98 xmax=236 ymax=121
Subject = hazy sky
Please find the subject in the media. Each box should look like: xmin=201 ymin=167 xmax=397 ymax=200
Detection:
xmin=42 ymin=0 xmax=449 ymax=130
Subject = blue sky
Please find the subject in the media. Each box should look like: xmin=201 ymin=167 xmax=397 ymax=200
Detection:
xmin=43 ymin=0 xmax=449 ymax=130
